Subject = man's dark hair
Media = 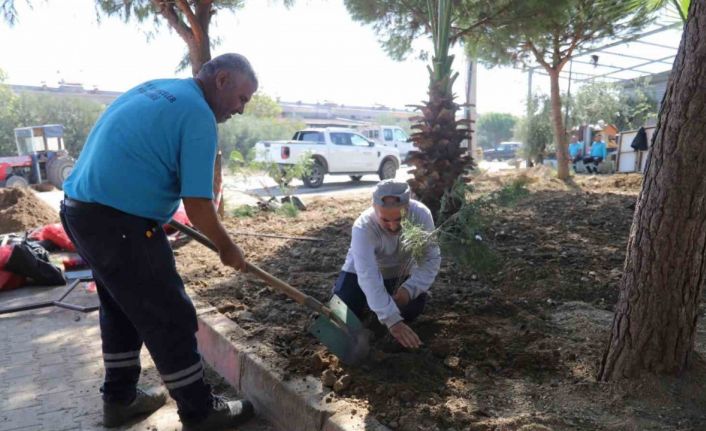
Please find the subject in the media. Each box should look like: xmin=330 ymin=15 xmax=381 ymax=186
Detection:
xmin=199 ymin=53 xmax=258 ymax=87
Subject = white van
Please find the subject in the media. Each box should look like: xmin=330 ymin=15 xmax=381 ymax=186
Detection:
xmin=360 ymin=126 xmax=415 ymax=161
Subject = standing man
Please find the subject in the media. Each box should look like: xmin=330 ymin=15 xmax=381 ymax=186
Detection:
xmin=583 ymin=132 xmax=608 ymax=174
xmin=333 ymin=180 xmax=441 ymax=349
xmin=61 ymin=54 xmax=257 ymax=431
xmin=568 ymin=134 xmax=584 ymax=173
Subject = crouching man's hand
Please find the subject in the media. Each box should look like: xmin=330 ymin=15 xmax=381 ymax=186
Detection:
xmin=389 ymin=321 xmax=422 ymax=349
xmin=219 ymin=242 xmax=247 ymax=272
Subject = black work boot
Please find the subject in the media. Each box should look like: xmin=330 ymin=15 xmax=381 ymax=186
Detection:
xmin=103 ymin=387 xmax=167 ymax=427
xmin=182 ymin=396 xmax=255 ymax=431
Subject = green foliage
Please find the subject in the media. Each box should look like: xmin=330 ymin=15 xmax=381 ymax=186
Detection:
xmin=219 ymin=116 xmax=304 ymax=164
xmin=570 ymin=79 xmax=659 ymax=131
xmin=625 ymin=0 xmax=690 ymax=23
xmin=477 ymin=112 xmax=518 ymax=149
xmin=276 ymin=202 xmax=299 ymax=218
xmin=0 ymin=72 xmax=18 ymax=155
xmin=244 ymin=93 xmax=282 ymax=118
xmin=11 ymin=93 xmax=104 ymax=157
xmin=229 ymin=149 xmax=313 ymax=198
xmin=0 ymin=79 xmax=104 ymax=157
xmin=258 ymin=154 xmax=313 ymax=196
xmin=514 ymin=94 xmax=553 ymax=162
xmin=231 ymin=204 xmax=258 ymax=218
xmin=344 ymin=0 xmax=512 ymax=61
xmin=94 ymin=1 xmax=294 ymax=73
xmin=401 ymin=177 xmax=530 ymax=274
xmin=466 ymin=0 xmax=653 ymax=70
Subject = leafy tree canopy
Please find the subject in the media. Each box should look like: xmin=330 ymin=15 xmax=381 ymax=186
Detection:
xmin=465 ymin=0 xmax=652 ymax=71
xmin=343 ymin=0 xmax=517 ymax=61
xmin=569 ymin=79 xmax=658 ymax=131
xmin=476 ymin=112 xmax=517 ymax=148
xmin=244 ymin=92 xmax=282 ymax=118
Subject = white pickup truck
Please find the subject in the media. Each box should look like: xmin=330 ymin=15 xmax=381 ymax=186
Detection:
xmin=359 ymin=125 xmax=416 ymax=160
xmin=254 ymin=127 xmax=401 ymax=188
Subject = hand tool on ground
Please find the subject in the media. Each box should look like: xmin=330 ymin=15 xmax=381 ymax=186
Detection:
xmin=167 ymin=220 xmax=370 ymax=365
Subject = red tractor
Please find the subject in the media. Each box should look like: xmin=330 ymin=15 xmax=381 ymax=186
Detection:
xmin=1 ymin=124 xmax=75 ymax=190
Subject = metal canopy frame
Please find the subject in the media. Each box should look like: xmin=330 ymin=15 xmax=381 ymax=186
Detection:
xmin=526 ymin=20 xmax=682 ymax=93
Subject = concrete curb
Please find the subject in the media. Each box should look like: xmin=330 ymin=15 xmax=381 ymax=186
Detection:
xmin=194 ymin=305 xmax=389 ymax=431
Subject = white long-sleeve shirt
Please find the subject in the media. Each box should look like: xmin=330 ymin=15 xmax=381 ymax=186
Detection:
xmin=341 ymin=200 xmax=441 ymax=327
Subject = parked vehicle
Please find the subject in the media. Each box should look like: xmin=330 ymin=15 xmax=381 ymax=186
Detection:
xmin=359 ymin=125 xmax=416 ymax=161
xmin=0 ymin=124 xmax=75 ymax=189
xmin=483 ymin=141 xmax=522 ymax=161
xmin=254 ymin=128 xmax=401 ymax=188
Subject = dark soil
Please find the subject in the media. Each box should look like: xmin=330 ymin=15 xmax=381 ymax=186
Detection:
xmin=0 ymin=187 xmax=60 ymax=234
xmin=176 ymin=170 xmax=706 ymax=431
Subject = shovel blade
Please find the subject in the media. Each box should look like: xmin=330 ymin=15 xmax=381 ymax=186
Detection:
xmin=309 ymin=295 xmax=369 ymax=365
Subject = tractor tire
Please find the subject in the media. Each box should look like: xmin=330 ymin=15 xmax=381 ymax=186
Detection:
xmin=47 ymin=157 xmax=75 ymax=190
xmin=6 ymin=175 xmax=29 ymax=188
xmin=378 ymin=159 xmax=397 ymax=181
xmin=302 ymin=160 xmax=325 ymax=188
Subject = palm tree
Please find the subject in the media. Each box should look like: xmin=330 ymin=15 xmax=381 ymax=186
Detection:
xmin=407 ymin=0 xmax=474 ymax=222
xmin=630 ymin=0 xmax=690 ymax=22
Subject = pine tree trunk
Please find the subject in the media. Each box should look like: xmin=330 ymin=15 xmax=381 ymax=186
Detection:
xmin=599 ymin=0 xmax=706 ymax=380
xmin=188 ymin=34 xmax=211 ymax=77
xmin=548 ymin=70 xmax=569 ymax=179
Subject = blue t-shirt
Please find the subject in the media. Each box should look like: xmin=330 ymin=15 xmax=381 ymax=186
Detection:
xmin=64 ymin=79 xmax=217 ymax=223
xmin=590 ymin=141 xmax=607 ymax=159
xmin=568 ymin=141 xmax=583 ymax=158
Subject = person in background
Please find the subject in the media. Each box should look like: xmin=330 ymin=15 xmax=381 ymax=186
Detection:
xmin=583 ymin=133 xmax=608 ymax=174
xmin=568 ymin=134 xmax=584 ymax=173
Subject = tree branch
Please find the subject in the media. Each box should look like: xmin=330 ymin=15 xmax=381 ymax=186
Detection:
xmin=151 ymin=0 xmax=193 ymax=41
xmin=449 ymin=1 xmax=515 ymax=43
xmin=195 ymin=0 xmax=213 ymax=34
xmin=175 ymin=0 xmax=202 ymax=41
xmin=399 ymin=0 xmax=431 ymax=34
xmin=526 ymin=40 xmax=551 ymax=71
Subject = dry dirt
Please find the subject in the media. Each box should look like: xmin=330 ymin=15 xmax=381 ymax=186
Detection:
xmin=176 ymin=169 xmax=706 ymax=431
xmin=0 ymin=187 xmax=60 ymax=234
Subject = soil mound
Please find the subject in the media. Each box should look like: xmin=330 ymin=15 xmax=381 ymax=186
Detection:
xmin=0 ymin=187 xmax=60 ymax=234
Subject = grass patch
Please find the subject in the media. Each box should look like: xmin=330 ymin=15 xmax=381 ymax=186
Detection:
xmin=276 ymin=202 xmax=300 ymax=218
xmin=232 ymin=205 xmax=258 ymax=218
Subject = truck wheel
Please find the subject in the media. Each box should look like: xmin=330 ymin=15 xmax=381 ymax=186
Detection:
xmin=349 ymin=175 xmax=363 ymax=182
xmin=47 ymin=157 xmax=75 ymax=190
xmin=379 ymin=159 xmax=397 ymax=180
xmin=302 ymin=160 xmax=325 ymax=188
xmin=5 ymin=175 xmax=29 ymax=188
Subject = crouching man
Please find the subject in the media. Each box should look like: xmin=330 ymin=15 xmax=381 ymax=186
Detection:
xmin=332 ymin=180 xmax=441 ymax=349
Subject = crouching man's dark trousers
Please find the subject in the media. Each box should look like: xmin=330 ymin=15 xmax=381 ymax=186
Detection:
xmin=60 ymin=199 xmax=212 ymax=423
xmin=332 ymin=271 xmax=427 ymax=323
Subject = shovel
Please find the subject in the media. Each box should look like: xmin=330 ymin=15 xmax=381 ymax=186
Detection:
xmin=167 ymin=220 xmax=370 ymax=365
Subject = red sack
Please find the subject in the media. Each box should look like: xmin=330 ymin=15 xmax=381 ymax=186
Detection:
xmin=29 ymin=223 xmax=76 ymax=251
xmin=0 ymin=245 xmax=12 ymax=269
xmin=0 ymin=270 xmax=25 ymax=291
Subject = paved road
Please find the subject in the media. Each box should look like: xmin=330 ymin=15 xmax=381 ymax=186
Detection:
xmin=34 ymin=160 xmax=521 ymax=212
xmin=0 ymin=285 xmax=274 ymax=431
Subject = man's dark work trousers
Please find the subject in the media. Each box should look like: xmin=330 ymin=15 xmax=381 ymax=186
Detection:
xmin=60 ymin=200 xmax=212 ymax=422
xmin=333 ymin=271 xmax=427 ymax=322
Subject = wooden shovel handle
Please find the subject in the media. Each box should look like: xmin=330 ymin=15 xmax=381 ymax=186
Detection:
xmin=244 ymin=262 xmax=308 ymax=304
xmin=167 ymin=220 xmax=331 ymax=315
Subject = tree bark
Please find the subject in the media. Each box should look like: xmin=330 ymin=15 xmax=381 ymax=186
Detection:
xmin=599 ymin=0 xmax=706 ymax=381
xmin=187 ymin=30 xmax=211 ymax=76
xmin=547 ymin=69 xmax=568 ymax=179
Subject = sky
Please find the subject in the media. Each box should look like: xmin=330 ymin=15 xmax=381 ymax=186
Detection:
xmin=0 ymin=0 xmax=682 ymax=117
